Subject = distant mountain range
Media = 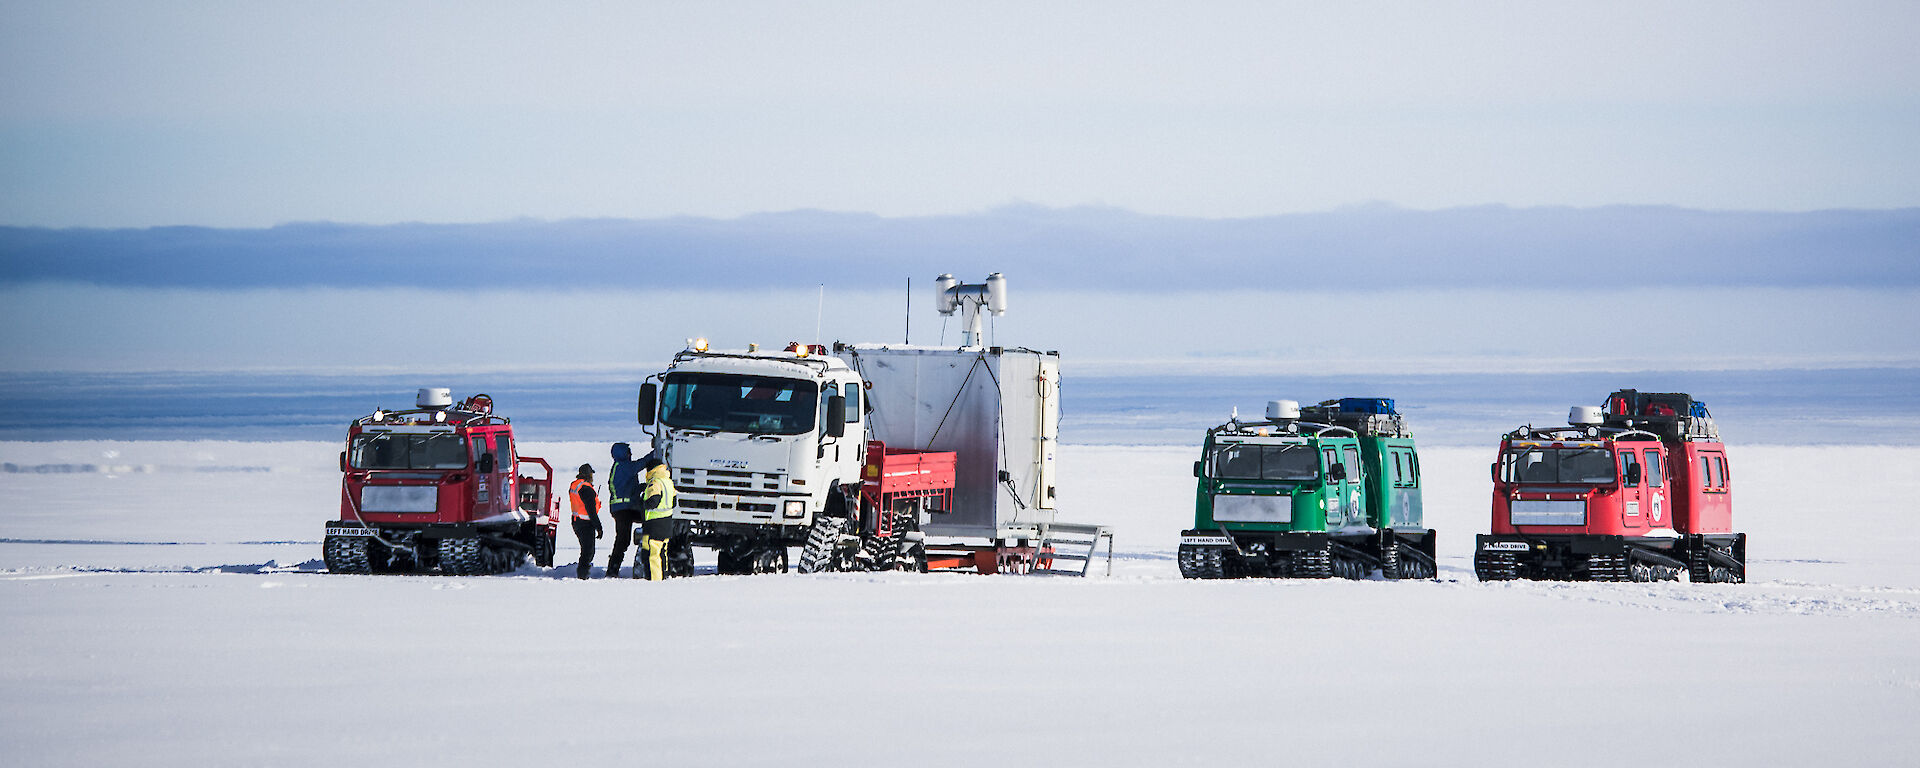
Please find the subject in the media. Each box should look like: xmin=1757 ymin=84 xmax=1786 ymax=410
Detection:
xmin=4 ymin=204 xmax=1915 ymax=289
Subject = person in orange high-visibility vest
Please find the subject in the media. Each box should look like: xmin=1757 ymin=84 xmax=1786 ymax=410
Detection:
xmin=568 ymin=464 xmax=603 ymax=580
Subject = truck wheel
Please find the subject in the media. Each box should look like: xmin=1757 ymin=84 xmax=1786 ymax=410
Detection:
xmin=668 ymin=537 xmax=695 ymax=578
xmin=798 ymin=517 xmax=848 ymax=573
xmin=753 ymin=547 xmax=789 ymax=574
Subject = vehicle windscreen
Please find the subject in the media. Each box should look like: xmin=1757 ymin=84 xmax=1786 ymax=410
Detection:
xmin=1503 ymin=447 xmax=1617 ymax=484
xmin=350 ymin=432 xmax=468 ymax=470
xmin=1208 ymin=442 xmax=1319 ymax=481
xmin=660 ymin=373 xmax=818 ymax=435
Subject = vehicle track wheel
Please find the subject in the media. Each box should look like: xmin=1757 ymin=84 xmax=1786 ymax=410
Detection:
xmin=1474 ymin=552 xmax=1519 ymax=581
xmin=798 ymin=517 xmax=848 ymax=573
xmin=438 ymin=538 xmax=483 ymax=576
xmin=897 ymin=541 xmax=927 ymax=573
xmin=1380 ymin=542 xmax=1402 ymax=580
xmin=1293 ymin=546 xmax=1333 ymax=579
xmin=323 ymin=535 xmax=373 ymax=574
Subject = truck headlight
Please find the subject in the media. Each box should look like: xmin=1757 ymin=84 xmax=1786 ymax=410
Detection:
xmin=783 ymin=500 xmax=807 ymax=518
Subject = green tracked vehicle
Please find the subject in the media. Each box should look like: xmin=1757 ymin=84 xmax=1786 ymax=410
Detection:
xmin=1177 ymin=398 xmax=1437 ymax=580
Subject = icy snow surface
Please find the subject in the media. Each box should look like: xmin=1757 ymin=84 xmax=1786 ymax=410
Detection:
xmin=2 ymin=441 xmax=1917 ymax=766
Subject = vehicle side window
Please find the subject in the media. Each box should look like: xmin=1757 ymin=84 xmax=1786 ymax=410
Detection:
xmin=1716 ymin=456 xmax=1729 ymax=487
xmin=1410 ymin=452 xmax=1420 ymax=484
xmin=1645 ymin=451 xmax=1662 ymax=487
xmin=495 ymin=432 xmax=512 ymax=467
xmin=1619 ymin=450 xmax=1641 ymax=486
xmin=1322 ymin=448 xmax=1339 ymax=477
xmin=1342 ymin=446 xmax=1362 ymax=482
xmin=818 ymin=383 xmax=838 ymax=434
xmin=1392 ymin=452 xmax=1406 ymax=486
xmin=1701 ymin=455 xmax=1716 ymax=489
xmin=844 ymin=384 xmax=860 ymax=422
xmin=470 ymin=433 xmax=488 ymax=464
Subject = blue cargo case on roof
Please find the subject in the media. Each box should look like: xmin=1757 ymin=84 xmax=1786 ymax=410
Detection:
xmin=1337 ymin=398 xmax=1397 ymax=415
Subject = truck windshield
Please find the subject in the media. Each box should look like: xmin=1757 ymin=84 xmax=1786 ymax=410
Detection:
xmin=1208 ymin=442 xmax=1319 ymax=481
xmin=660 ymin=373 xmax=818 ymax=435
xmin=1503 ymin=447 xmax=1617 ymax=484
xmin=350 ymin=432 xmax=468 ymax=470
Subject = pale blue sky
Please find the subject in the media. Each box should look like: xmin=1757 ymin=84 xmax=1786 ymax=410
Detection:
xmin=3 ymin=1 xmax=1917 ymax=227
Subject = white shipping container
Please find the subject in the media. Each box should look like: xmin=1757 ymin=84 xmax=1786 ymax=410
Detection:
xmin=840 ymin=345 xmax=1059 ymax=540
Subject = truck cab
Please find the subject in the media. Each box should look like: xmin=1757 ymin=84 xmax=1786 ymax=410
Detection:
xmin=637 ymin=342 xmax=867 ymax=571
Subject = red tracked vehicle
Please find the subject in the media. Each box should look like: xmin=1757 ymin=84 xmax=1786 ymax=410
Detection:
xmin=324 ymin=388 xmax=560 ymax=575
xmin=1475 ymin=390 xmax=1745 ymax=583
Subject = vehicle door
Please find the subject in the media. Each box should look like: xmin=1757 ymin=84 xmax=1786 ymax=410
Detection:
xmin=1341 ymin=444 xmax=1366 ymax=531
xmin=1643 ymin=446 xmax=1667 ymax=529
xmin=1617 ymin=447 xmax=1645 ymax=531
xmin=465 ymin=431 xmax=490 ymax=518
xmin=493 ymin=430 xmax=516 ymax=519
xmin=1321 ymin=446 xmax=1345 ymax=528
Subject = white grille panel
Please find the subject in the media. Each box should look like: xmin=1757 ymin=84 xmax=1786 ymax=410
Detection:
xmin=1212 ymin=495 xmax=1292 ymax=523
xmin=361 ymin=485 xmax=438 ymax=513
xmin=1511 ymin=499 xmax=1585 ymax=526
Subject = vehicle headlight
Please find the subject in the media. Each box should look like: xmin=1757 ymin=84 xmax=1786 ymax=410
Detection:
xmin=783 ymin=500 xmax=807 ymax=518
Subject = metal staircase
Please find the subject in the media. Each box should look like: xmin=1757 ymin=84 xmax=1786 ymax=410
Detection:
xmin=1031 ymin=522 xmax=1114 ymax=577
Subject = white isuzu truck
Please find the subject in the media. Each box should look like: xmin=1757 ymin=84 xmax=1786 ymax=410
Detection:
xmin=634 ymin=274 xmax=1111 ymax=576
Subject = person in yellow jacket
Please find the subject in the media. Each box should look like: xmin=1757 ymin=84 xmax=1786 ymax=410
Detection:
xmin=637 ymin=452 xmax=677 ymax=581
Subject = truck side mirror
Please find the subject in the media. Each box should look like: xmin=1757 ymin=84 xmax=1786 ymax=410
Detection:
xmin=825 ymin=395 xmax=847 ymax=438
xmin=1329 ymin=463 xmax=1347 ymax=482
xmin=340 ymin=451 xmax=347 ymax=473
xmin=1624 ymin=464 xmax=1642 ymax=486
xmin=478 ymin=453 xmax=496 ymax=474
xmin=1193 ymin=460 xmax=1203 ymax=478
xmin=637 ymin=383 xmax=657 ymax=426
xmin=1489 ymin=462 xmax=1498 ymax=482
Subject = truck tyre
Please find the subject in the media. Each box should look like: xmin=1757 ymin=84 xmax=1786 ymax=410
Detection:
xmin=669 ymin=536 xmax=695 ymax=577
xmin=752 ymin=547 xmax=789 ymax=574
xmin=798 ymin=516 xmax=848 ymax=573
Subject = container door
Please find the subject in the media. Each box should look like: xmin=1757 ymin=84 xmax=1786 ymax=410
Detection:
xmin=1617 ymin=448 xmax=1644 ymax=530
xmin=1036 ymin=357 xmax=1058 ymax=510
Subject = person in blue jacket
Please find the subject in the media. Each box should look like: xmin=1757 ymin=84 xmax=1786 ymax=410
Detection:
xmin=604 ymin=442 xmax=645 ymax=578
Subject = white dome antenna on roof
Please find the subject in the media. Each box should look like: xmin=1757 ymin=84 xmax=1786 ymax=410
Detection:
xmin=934 ymin=273 xmax=1008 ymax=348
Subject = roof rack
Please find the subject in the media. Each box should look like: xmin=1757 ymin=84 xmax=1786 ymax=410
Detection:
xmin=1598 ymin=389 xmax=1720 ymax=442
xmin=1299 ymin=398 xmax=1412 ymax=438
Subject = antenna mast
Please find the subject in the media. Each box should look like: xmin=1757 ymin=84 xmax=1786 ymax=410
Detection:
xmin=934 ymin=273 xmax=1008 ymax=348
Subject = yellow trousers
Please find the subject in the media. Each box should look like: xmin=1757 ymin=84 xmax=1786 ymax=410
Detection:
xmin=642 ymin=536 xmax=667 ymax=581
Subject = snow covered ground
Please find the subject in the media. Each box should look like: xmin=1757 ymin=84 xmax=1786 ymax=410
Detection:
xmin=3 ymin=440 xmax=1917 ymax=766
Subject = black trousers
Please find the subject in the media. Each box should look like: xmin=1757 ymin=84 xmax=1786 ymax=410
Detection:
xmin=571 ymin=518 xmax=597 ymax=579
xmin=605 ymin=509 xmax=643 ymax=576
